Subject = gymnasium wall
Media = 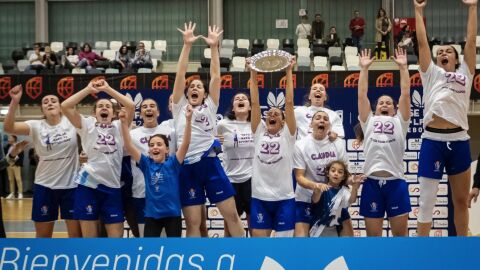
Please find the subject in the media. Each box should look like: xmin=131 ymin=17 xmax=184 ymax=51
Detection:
xmin=0 ymin=1 xmax=35 ymax=63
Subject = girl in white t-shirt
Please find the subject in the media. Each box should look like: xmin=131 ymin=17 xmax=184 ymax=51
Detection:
xmin=295 ymin=83 xmax=344 ymax=140
xmin=217 ymin=92 xmax=254 ymax=236
xmin=357 ymin=48 xmax=412 ymax=236
xmin=414 ymin=0 xmax=477 ymax=236
xmin=172 ymin=22 xmax=244 ymax=237
xmin=61 ymin=79 xmax=135 ymax=237
xmin=249 ymin=57 xmax=297 ymax=237
xmin=293 ymin=110 xmax=351 ymax=237
xmin=4 ymin=85 xmax=81 ymax=238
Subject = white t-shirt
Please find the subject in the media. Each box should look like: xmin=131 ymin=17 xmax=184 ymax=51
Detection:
xmin=159 ymin=118 xmax=177 ymax=151
xmin=420 ymin=61 xmax=472 ymax=141
xmin=217 ymin=119 xmax=254 ymax=183
xmin=173 ymin=96 xmax=217 ymax=164
xmin=360 ymin=114 xmax=409 ymax=179
xmin=293 ymin=136 xmax=347 ymax=203
xmin=129 ymin=125 xmax=174 ymax=198
xmin=28 ymin=52 xmax=44 ymax=66
xmin=252 ymin=121 xmax=296 ymax=201
xmin=295 ymin=23 xmax=312 ymax=39
xmin=25 ymin=117 xmax=79 ymax=189
xmin=66 ymin=55 xmax=79 ymax=64
xmin=294 ymin=106 xmax=344 ymax=140
xmin=76 ymin=116 xmax=123 ymax=189
xmin=160 ymin=118 xmax=175 ymax=130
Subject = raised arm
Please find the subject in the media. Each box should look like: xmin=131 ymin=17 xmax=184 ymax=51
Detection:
xmin=414 ymin=0 xmax=431 ymax=72
xmin=392 ymin=48 xmax=412 ymax=121
xmin=173 ymin=22 xmax=201 ymax=104
xmin=119 ymin=109 xmax=140 ymax=162
xmin=4 ymin=85 xmax=30 ymax=135
xmin=94 ymin=80 xmax=135 ymax=124
xmin=358 ymin=49 xmax=374 ymax=123
xmin=176 ymin=105 xmax=193 ymax=163
xmin=463 ymin=0 xmax=477 ymax=74
xmin=61 ymin=82 xmax=98 ymax=129
xmin=202 ymin=25 xmax=223 ymax=106
xmin=248 ymin=63 xmax=261 ymax=134
xmin=284 ymin=58 xmax=297 ymax=136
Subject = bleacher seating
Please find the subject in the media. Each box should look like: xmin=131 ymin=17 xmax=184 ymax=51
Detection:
xmin=139 ymin=40 xmax=152 ymax=51
xmin=313 ymin=56 xmax=328 ymax=71
xmin=230 ymin=56 xmax=246 ymax=72
xmin=109 ymin=41 xmax=122 ymax=51
xmin=50 ymin=42 xmax=64 ymax=53
xmin=94 ymin=41 xmax=108 ymax=51
xmin=154 ymin=40 xmax=167 ymax=52
xmin=266 ymin=39 xmax=280 ymax=50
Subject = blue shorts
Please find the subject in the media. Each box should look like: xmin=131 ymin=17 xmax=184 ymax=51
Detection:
xmin=295 ymin=201 xmax=312 ymax=224
xmin=74 ymin=184 xmax=124 ymax=224
xmin=32 ymin=184 xmax=76 ymax=222
xmin=179 ymin=157 xmax=235 ymax=206
xmin=125 ymin=197 xmax=145 ymax=224
xmin=360 ymin=178 xmax=411 ymax=218
xmin=418 ymin=138 xmax=471 ymax=180
xmin=250 ymin=198 xmax=295 ymax=231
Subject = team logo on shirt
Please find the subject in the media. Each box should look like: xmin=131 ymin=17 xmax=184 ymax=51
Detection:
xmin=304 ymin=207 xmax=311 ymax=218
xmin=40 ymin=205 xmax=49 ymax=216
xmin=188 ymin=188 xmax=196 ymax=199
xmin=42 ymin=130 xmax=71 ymax=151
xmin=233 ymin=130 xmax=239 ymax=148
xmin=370 ymin=202 xmax=378 ymax=213
xmin=434 ymin=161 xmax=441 ymax=172
xmin=151 ymin=172 xmax=163 ymax=193
xmin=86 ymin=205 xmax=93 ymax=215
xmin=257 ymin=213 xmax=264 ymax=223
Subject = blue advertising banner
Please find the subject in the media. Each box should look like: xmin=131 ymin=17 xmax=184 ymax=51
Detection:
xmin=0 ymin=238 xmax=479 ymax=270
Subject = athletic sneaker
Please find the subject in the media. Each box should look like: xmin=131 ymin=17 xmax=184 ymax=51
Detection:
xmin=6 ymin=193 xmax=14 ymax=199
xmin=18 ymin=193 xmax=23 ymax=199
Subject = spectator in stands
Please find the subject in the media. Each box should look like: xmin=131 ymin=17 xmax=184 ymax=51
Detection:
xmin=132 ymin=42 xmax=153 ymax=72
xmin=42 ymin=46 xmax=58 ymax=71
xmin=78 ymin=43 xmax=106 ymax=70
xmin=311 ymin=13 xmax=325 ymax=42
xmin=375 ymin=8 xmax=392 ymax=59
xmin=112 ymin=45 xmax=132 ymax=72
xmin=0 ymin=140 xmax=29 ymax=238
xmin=4 ymin=135 xmax=23 ymax=200
xmin=349 ymin=10 xmax=366 ymax=51
xmin=325 ymin=26 xmax=341 ymax=48
xmin=396 ymin=21 xmax=417 ymax=55
xmin=295 ymin=16 xmax=312 ymax=41
xmin=62 ymin=47 xmax=79 ymax=70
xmin=25 ymin=44 xmax=45 ymax=73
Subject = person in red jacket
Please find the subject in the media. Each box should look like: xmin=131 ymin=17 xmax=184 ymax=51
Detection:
xmin=349 ymin=10 xmax=366 ymax=51
xmin=78 ymin=43 xmax=106 ymax=70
